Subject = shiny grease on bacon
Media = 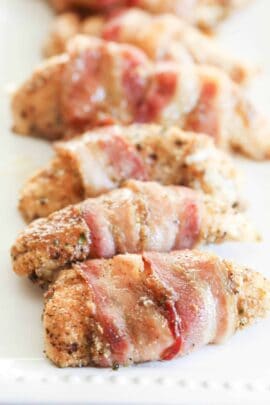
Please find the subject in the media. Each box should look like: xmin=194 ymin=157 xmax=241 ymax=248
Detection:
xmin=43 ymin=250 xmax=270 ymax=368
xmin=12 ymin=180 xmax=258 ymax=284
xmin=49 ymin=0 xmax=250 ymax=31
xmin=12 ymin=36 xmax=270 ymax=160
xmin=44 ymin=8 xmax=253 ymax=84
xmin=19 ymin=124 xmax=242 ymax=222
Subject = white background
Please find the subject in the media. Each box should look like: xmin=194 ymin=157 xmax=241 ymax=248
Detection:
xmin=0 ymin=0 xmax=270 ymax=403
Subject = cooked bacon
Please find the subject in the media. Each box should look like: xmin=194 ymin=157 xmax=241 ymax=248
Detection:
xmin=19 ymin=124 xmax=242 ymax=222
xmin=44 ymin=9 xmax=253 ymax=84
xmin=185 ymin=79 xmax=219 ymax=137
xmin=49 ymin=0 xmax=250 ymax=31
xmin=12 ymin=36 xmax=270 ymax=159
xmin=12 ymin=180 xmax=258 ymax=284
xmin=43 ymin=250 xmax=270 ymax=367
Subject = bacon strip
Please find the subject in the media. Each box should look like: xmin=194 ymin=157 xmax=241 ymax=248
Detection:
xmin=77 ymin=255 xmax=174 ymax=365
xmin=81 ymin=181 xmax=202 ymax=256
xmin=143 ymin=252 xmax=218 ymax=355
xmin=56 ymin=127 xmax=147 ymax=196
xmin=12 ymin=37 xmax=270 ymax=159
xmin=74 ymin=251 xmax=219 ymax=365
xmin=59 ymin=40 xmax=197 ymax=131
xmin=44 ymin=250 xmax=270 ymax=368
xmin=78 ymin=260 xmax=133 ymax=366
xmin=185 ymin=79 xmax=220 ymax=140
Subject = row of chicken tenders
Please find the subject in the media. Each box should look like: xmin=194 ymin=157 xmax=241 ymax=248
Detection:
xmin=10 ymin=0 xmax=270 ymax=368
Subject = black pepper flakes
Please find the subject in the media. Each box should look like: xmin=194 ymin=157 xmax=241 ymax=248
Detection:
xmin=112 ymin=362 xmax=119 ymax=371
xmin=39 ymin=197 xmax=48 ymax=206
xmin=78 ymin=233 xmax=87 ymax=245
xmin=53 ymin=239 xmax=59 ymax=246
xmin=68 ymin=342 xmax=78 ymax=354
xmin=51 ymin=251 xmax=61 ymax=260
xmin=29 ymin=272 xmax=38 ymax=283
xmin=21 ymin=110 xmax=28 ymax=119
xmin=148 ymin=153 xmax=158 ymax=161
xmin=174 ymin=140 xmax=184 ymax=147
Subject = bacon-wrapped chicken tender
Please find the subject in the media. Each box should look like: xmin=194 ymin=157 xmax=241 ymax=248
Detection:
xmin=12 ymin=37 xmax=270 ymax=159
xmin=12 ymin=180 xmax=258 ymax=284
xmin=44 ymin=9 xmax=252 ymax=84
xmin=19 ymin=124 xmax=242 ymax=222
xmin=49 ymin=0 xmax=250 ymax=31
xmin=44 ymin=250 xmax=270 ymax=367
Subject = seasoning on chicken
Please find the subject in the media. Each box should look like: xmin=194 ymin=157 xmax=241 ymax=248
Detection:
xmin=44 ymin=8 xmax=253 ymax=84
xmin=19 ymin=124 xmax=242 ymax=222
xmin=49 ymin=0 xmax=250 ymax=31
xmin=12 ymin=180 xmax=258 ymax=284
xmin=12 ymin=36 xmax=270 ymax=159
xmin=43 ymin=250 xmax=270 ymax=367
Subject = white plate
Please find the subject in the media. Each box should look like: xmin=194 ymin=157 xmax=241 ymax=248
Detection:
xmin=1 ymin=0 xmax=270 ymax=403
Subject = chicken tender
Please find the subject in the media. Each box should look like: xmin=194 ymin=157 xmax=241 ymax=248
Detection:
xmin=19 ymin=124 xmax=242 ymax=222
xmin=12 ymin=36 xmax=270 ymax=159
xmin=44 ymin=250 xmax=270 ymax=367
xmin=12 ymin=180 xmax=258 ymax=284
